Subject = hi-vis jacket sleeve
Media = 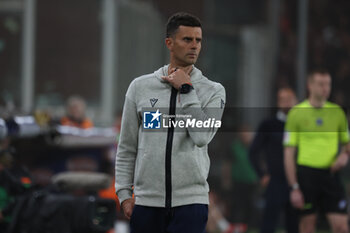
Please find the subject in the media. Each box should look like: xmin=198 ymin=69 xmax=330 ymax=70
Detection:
xmin=283 ymin=108 xmax=299 ymax=147
xmin=179 ymin=83 xmax=226 ymax=147
xmin=115 ymin=80 xmax=140 ymax=204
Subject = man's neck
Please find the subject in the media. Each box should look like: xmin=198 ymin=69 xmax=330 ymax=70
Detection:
xmin=168 ymin=63 xmax=193 ymax=75
xmin=308 ymin=96 xmax=326 ymax=108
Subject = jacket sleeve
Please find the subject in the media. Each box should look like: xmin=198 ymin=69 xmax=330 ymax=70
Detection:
xmin=115 ymin=80 xmax=140 ymax=204
xmin=179 ymin=83 xmax=226 ymax=147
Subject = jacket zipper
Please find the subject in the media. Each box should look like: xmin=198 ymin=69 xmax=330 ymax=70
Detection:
xmin=165 ymin=87 xmax=177 ymax=209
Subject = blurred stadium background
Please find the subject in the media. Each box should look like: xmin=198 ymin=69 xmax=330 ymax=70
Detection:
xmin=0 ymin=0 xmax=350 ymax=232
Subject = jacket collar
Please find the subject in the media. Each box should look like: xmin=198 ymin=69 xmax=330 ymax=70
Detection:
xmin=154 ymin=64 xmax=204 ymax=84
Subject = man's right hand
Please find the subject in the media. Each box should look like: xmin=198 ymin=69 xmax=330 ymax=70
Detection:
xmin=290 ymin=189 xmax=304 ymax=209
xmin=121 ymin=198 xmax=135 ymax=220
xmin=331 ymin=151 xmax=349 ymax=173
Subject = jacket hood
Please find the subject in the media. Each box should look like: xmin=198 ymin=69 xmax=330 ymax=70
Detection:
xmin=154 ymin=64 xmax=204 ymax=84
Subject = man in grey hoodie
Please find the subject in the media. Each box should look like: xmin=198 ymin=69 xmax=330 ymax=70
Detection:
xmin=115 ymin=12 xmax=226 ymax=233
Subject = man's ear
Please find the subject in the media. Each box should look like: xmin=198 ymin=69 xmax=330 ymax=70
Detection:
xmin=165 ymin=37 xmax=173 ymax=50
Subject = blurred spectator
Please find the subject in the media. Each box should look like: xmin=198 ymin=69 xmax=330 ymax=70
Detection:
xmin=0 ymin=139 xmax=32 ymax=232
xmin=249 ymin=88 xmax=298 ymax=233
xmin=60 ymin=95 xmax=93 ymax=129
xmin=223 ymin=126 xmax=258 ymax=228
xmin=99 ymin=111 xmax=128 ymax=233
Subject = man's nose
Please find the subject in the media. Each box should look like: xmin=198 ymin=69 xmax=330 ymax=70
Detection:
xmin=191 ymin=41 xmax=198 ymax=49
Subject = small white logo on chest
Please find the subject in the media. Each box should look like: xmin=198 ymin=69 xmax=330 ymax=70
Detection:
xmin=150 ymin=98 xmax=158 ymax=107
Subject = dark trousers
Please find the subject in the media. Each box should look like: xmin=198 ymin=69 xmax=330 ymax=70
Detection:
xmin=130 ymin=204 xmax=208 ymax=233
xmin=260 ymin=178 xmax=299 ymax=233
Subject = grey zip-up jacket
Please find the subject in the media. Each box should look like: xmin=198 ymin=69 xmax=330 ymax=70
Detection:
xmin=115 ymin=65 xmax=225 ymax=208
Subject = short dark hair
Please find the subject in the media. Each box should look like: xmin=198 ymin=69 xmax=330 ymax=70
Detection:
xmin=166 ymin=12 xmax=202 ymax=38
xmin=307 ymin=68 xmax=330 ymax=81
